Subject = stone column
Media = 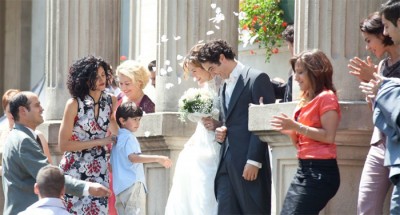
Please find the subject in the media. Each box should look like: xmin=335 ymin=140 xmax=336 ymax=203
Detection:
xmin=2 ymin=0 xmax=32 ymax=92
xmin=45 ymin=0 xmax=120 ymax=120
xmin=249 ymin=0 xmax=388 ymax=214
xmin=156 ymin=0 xmax=239 ymax=112
xmin=42 ymin=0 xmax=120 ymax=164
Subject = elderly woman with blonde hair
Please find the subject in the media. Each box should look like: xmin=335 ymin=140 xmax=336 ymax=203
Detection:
xmin=116 ymin=60 xmax=155 ymax=113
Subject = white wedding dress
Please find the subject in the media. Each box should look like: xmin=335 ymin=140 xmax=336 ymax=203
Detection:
xmin=165 ymin=80 xmax=221 ymax=215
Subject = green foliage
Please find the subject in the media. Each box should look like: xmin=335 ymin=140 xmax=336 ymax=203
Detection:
xmin=239 ymin=0 xmax=287 ymax=62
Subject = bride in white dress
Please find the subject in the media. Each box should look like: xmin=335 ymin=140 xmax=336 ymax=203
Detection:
xmin=165 ymin=44 xmax=221 ymax=215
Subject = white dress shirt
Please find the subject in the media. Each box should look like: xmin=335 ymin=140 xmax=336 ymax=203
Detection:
xmin=18 ymin=198 xmax=70 ymax=215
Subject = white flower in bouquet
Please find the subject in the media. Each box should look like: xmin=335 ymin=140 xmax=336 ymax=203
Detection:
xmin=178 ymin=88 xmax=216 ymax=122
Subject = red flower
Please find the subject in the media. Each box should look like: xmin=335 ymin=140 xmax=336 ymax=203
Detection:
xmin=250 ymin=50 xmax=255 ymax=55
xmin=263 ymin=26 xmax=267 ymax=32
xmin=243 ymin=24 xmax=248 ymax=30
xmin=253 ymin=15 xmax=258 ymax=22
xmin=120 ymin=55 xmax=127 ymax=61
xmin=282 ymin=22 xmax=288 ymax=28
xmin=272 ymin=48 xmax=279 ymax=54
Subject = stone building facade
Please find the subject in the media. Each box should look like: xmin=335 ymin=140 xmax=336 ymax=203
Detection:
xmin=0 ymin=0 xmax=391 ymax=214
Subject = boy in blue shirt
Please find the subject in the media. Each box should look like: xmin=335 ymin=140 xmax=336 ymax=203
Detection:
xmin=111 ymin=101 xmax=172 ymax=215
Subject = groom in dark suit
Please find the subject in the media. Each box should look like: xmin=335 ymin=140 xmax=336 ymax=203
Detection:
xmin=198 ymin=40 xmax=275 ymax=214
xmin=2 ymin=91 xmax=111 ymax=215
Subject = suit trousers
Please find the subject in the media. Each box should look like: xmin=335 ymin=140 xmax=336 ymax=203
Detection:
xmin=358 ymin=143 xmax=391 ymax=215
xmin=280 ymin=159 xmax=340 ymax=215
xmin=216 ymin=148 xmax=270 ymax=215
xmin=390 ymin=172 xmax=400 ymax=215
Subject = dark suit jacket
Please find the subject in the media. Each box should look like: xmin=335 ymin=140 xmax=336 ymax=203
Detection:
xmin=217 ymin=65 xmax=275 ymax=211
xmin=373 ymin=79 xmax=400 ymax=166
xmin=2 ymin=123 xmax=86 ymax=215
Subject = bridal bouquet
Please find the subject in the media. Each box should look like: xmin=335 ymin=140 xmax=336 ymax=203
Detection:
xmin=178 ymin=88 xmax=216 ymax=122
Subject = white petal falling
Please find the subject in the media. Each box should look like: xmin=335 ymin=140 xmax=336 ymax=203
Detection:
xmin=206 ymin=30 xmax=215 ymax=35
xmin=164 ymin=60 xmax=171 ymax=66
xmin=215 ymin=25 xmax=220 ymax=30
xmin=239 ymin=11 xmax=247 ymax=20
xmin=193 ymin=77 xmax=197 ymax=82
xmin=198 ymin=40 xmax=204 ymax=44
xmin=177 ymin=77 xmax=182 ymax=84
xmin=211 ymin=3 xmax=216 ymax=9
xmin=165 ymin=83 xmax=174 ymax=89
xmin=144 ymin=131 xmax=151 ymax=137
xmin=160 ymin=68 xmax=167 ymax=76
xmin=174 ymin=35 xmax=181 ymax=40
xmin=250 ymin=34 xmax=259 ymax=44
xmin=233 ymin=11 xmax=239 ymax=16
xmin=161 ymin=35 xmax=168 ymax=42
xmin=167 ymin=66 xmax=173 ymax=73
xmin=177 ymin=55 xmax=183 ymax=60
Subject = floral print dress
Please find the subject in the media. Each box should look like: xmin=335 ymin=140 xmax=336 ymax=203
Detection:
xmin=59 ymin=92 xmax=112 ymax=215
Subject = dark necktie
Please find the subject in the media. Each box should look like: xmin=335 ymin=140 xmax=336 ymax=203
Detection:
xmin=36 ymin=136 xmax=44 ymax=150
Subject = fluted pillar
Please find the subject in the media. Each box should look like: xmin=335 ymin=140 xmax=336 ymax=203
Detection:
xmin=45 ymin=0 xmax=120 ymax=120
xmin=155 ymin=0 xmax=239 ymax=112
xmin=294 ymin=0 xmax=386 ymax=100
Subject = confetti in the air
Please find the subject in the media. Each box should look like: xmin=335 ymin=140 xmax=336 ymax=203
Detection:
xmin=165 ymin=60 xmax=171 ymax=66
xmin=239 ymin=11 xmax=247 ymax=20
xmin=161 ymin=35 xmax=168 ymax=42
xmin=167 ymin=66 xmax=173 ymax=73
xmin=250 ymin=34 xmax=259 ymax=45
xmin=206 ymin=31 xmax=215 ymax=35
xmin=178 ymin=77 xmax=182 ymax=84
xmin=174 ymin=35 xmax=181 ymax=40
xmin=211 ymin=3 xmax=217 ymax=9
xmin=160 ymin=68 xmax=167 ymax=76
xmin=144 ymin=131 xmax=151 ymax=137
xmin=177 ymin=55 xmax=183 ymax=60
xmin=165 ymin=83 xmax=174 ymax=89
xmin=215 ymin=25 xmax=220 ymax=30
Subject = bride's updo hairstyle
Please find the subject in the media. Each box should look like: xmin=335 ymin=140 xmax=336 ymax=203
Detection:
xmin=182 ymin=43 xmax=205 ymax=79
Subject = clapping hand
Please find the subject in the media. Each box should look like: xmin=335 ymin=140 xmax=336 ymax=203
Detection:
xmin=348 ymin=56 xmax=377 ymax=82
xmin=359 ymin=73 xmax=384 ymax=99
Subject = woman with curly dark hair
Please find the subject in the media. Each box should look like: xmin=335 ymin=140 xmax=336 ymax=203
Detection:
xmin=58 ymin=55 xmax=118 ymax=214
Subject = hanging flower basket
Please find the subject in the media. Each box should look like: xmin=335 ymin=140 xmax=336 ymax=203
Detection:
xmin=239 ymin=0 xmax=287 ymax=62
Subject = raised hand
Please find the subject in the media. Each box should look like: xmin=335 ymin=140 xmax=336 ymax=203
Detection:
xmin=359 ymin=73 xmax=384 ymax=99
xmin=348 ymin=56 xmax=377 ymax=82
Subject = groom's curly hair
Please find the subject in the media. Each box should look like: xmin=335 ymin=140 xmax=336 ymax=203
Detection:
xmin=197 ymin=39 xmax=236 ymax=65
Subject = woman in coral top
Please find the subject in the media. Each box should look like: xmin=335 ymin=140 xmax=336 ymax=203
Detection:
xmin=271 ymin=49 xmax=341 ymax=215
